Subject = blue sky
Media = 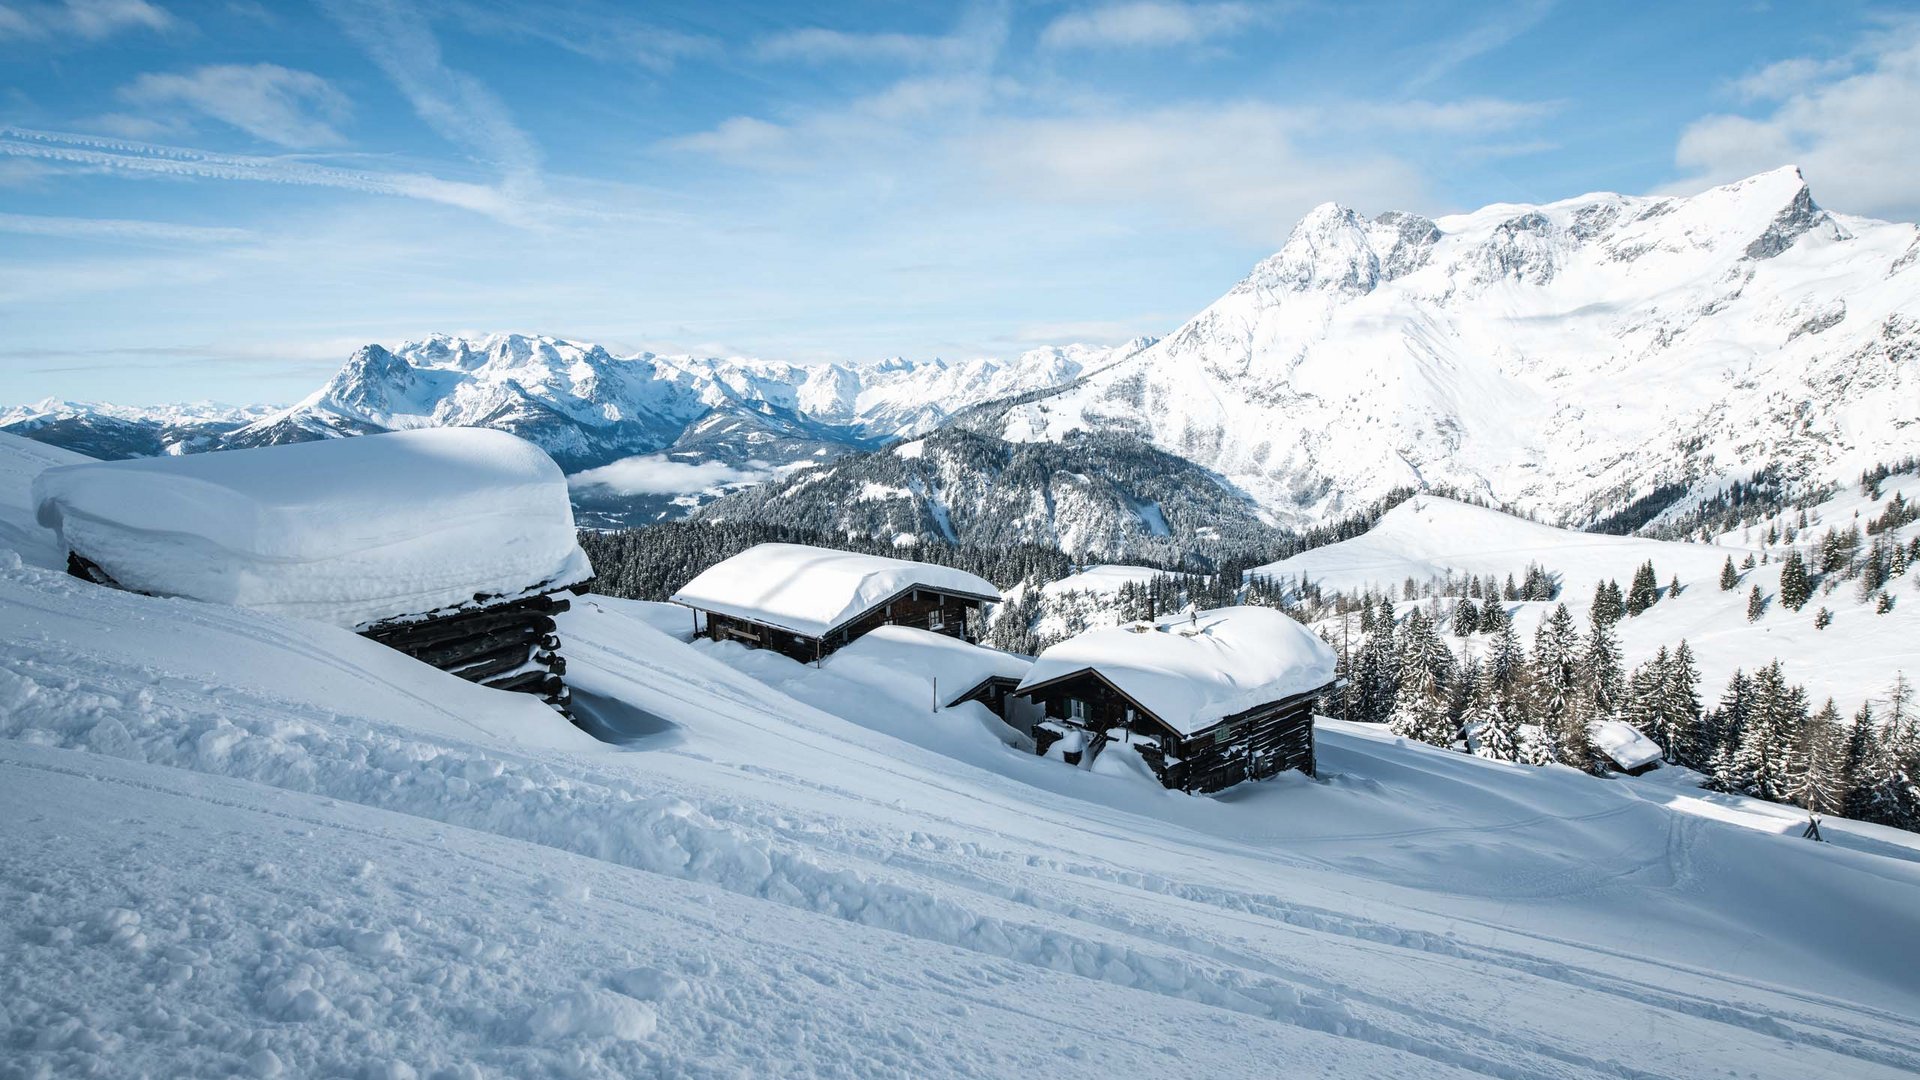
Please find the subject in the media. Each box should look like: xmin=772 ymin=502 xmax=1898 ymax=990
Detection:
xmin=2 ymin=0 xmax=1917 ymax=404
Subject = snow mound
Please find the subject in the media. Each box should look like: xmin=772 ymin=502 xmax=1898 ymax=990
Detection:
xmin=1018 ymin=606 xmax=1336 ymax=735
xmin=1254 ymin=495 xmax=1743 ymax=594
xmin=1041 ymin=564 xmax=1165 ymax=598
xmin=669 ymin=543 xmax=999 ymax=639
xmin=824 ymin=624 xmax=1031 ymax=707
xmin=31 ymin=427 xmax=592 ymax=628
xmin=1591 ymin=719 xmax=1663 ymax=772
xmin=0 ymin=430 xmax=91 ymax=570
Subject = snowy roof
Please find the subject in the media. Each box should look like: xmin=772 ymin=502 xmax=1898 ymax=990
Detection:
xmin=32 ymin=427 xmax=592 ymax=629
xmin=824 ymin=625 xmax=1031 ymax=706
xmin=1590 ymin=720 xmax=1664 ymax=772
xmin=1015 ymin=606 xmax=1337 ymax=736
xmin=670 ymin=543 xmax=1001 ymax=640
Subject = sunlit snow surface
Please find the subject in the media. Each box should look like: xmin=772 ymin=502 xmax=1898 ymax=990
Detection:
xmin=5 ymin=432 xmax=1920 ymax=1077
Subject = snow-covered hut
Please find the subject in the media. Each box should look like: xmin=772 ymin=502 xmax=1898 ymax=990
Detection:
xmin=823 ymin=625 xmax=1040 ymax=730
xmin=1590 ymin=719 xmax=1664 ymax=776
xmin=670 ymin=543 xmax=1001 ymax=662
xmin=1014 ymin=606 xmax=1337 ymax=793
xmin=32 ymin=428 xmax=593 ymax=712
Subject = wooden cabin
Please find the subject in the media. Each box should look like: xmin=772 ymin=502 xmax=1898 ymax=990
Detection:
xmin=670 ymin=543 xmax=1001 ymax=663
xmin=32 ymin=427 xmax=595 ymax=716
xmin=1014 ymin=607 xmax=1337 ymax=794
xmin=1590 ymin=719 xmax=1664 ymax=776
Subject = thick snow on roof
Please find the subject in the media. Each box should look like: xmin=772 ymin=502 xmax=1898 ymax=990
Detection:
xmin=670 ymin=543 xmax=1000 ymax=639
xmin=0 ymin=430 xmax=91 ymax=570
xmin=32 ymin=427 xmax=592 ymax=629
xmin=1017 ymin=606 xmax=1336 ymax=736
xmin=825 ymin=625 xmax=1031 ymax=706
xmin=1591 ymin=720 xmax=1664 ymax=772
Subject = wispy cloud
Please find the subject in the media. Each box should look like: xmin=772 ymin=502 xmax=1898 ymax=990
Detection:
xmin=1038 ymin=1 xmax=1261 ymax=51
xmin=567 ymin=453 xmax=769 ymax=495
xmin=121 ymin=64 xmax=352 ymax=148
xmin=1672 ymin=16 xmax=1920 ymax=220
xmin=0 ymin=210 xmax=254 ymax=244
xmin=0 ymin=0 xmax=176 ymax=42
xmin=428 ymin=0 xmax=714 ymax=72
xmin=755 ymin=27 xmax=979 ymax=65
xmin=0 ymin=126 xmax=521 ymax=219
xmin=1401 ymin=0 xmax=1555 ymax=89
xmin=317 ymin=0 xmax=542 ymax=195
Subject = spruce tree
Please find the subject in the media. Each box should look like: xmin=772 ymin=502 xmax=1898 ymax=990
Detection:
xmin=1668 ymin=574 xmax=1682 ymax=598
xmin=1746 ymin=584 xmax=1767 ymax=621
xmin=1815 ymin=606 xmax=1833 ymax=630
xmin=1625 ymin=649 xmax=1665 ymax=741
xmin=1388 ymin=608 xmax=1456 ymax=748
xmin=1796 ymin=699 xmax=1851 ymax=815
xmin=1778 ymin=550 xmax=1812 ymax=612
xmin=1454 ymin=598 xmax=1479 ymax=638
xmin=1530 ymin=604 xmax=1594 ymax=771
xmin=1719 ymin=557 xmax=1739 ymax=591
xmin=1732 ymin=662 xmax=1805 ymax=801
xmin=1660 ymin=641 xmax=1704 ymax=765
xmin=1627 ymin=561 xmax=1658 ymax=616
xmin=1582 ymin=614 xmax=1626 ymax=721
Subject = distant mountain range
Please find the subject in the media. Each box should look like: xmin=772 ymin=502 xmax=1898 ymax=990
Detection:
xmin=7 ymin=166 xmax=1914 ymax=548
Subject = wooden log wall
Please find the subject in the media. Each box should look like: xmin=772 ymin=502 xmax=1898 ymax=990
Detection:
xmin=361 ymin=591 xmax=575 ymax=714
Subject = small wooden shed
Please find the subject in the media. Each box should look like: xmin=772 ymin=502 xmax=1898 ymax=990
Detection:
xmin=1014 ymin=607 xmax=1337 ymax=793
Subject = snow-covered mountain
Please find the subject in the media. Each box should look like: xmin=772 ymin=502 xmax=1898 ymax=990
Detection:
xmin=694 ymin=427 xmax=1283 ymax=565
xmin=973 ymin=167 xmax=1920 ymax=530
xmin=2 ymin=335 xmax=1147 ymax=475
xmin=0 ymin=398 xmax=272 ymax=460
xmin=224 ymin=334 xmax=1148 ymax=473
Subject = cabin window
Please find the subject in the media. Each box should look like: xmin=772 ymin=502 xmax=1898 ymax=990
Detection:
xmin=1068 ymin=698 xmax=1089 ymax=723
xmin=928 ymin=609 xmax=945 ymax=631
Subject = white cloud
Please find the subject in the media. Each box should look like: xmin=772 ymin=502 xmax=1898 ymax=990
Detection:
xmin=754 ymin=27 xmax=974 ymax=65
xmin=0 ymin=126 xmax=522 ymax=220
xmin=318 ymin=0 xmax=542 ymax=193
xmin=121 ymin=64 xmax=351 ymax=148
xmin=0 ymin=210 xmax=253 ymax=244
xmin=567 ymin=454 xmax=768 ymax=495
xmin=1672 ymin=18 xmax=1920 ymax=221
xmin=0 ymin=0 xmax=175 ymax=41
xmin=1039 ymin=1 xmax=1258 ymax=51
xmin=1400 ymin=0 xmax=1555 ymax=89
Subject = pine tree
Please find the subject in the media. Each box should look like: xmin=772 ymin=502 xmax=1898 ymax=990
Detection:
xmin=1531 ymin=604 xmax=1594 ymax=771
xmin=1815 ymin=606 xmax=1833 ymax=629
xmin=1477 ymin=598 xmax=1511 ymax=635
xmin=1590 ymin=579 xmax=1625 ymax=625
xmin=1746 ymin=584 xmax=1767 ymax=621
xmin=1582 ymin=614 xmax=1626 ymax=721
xmin=1732 ymin=662 xmax=1806 ymax=801
xmin=1795 ymin=699 xmax=1852 ymax=815
xmin=1853 ymin=675 xmax=1920 ymax=830
xmin=1660 ymin=641 xmax=1704 ymax=765
xmin=1668 ymin=574 xmax=1682 ymax=599
xmin=1624 ymin=648 xmax=1665 ymax=739
xmin=1878 ymin=591 xmax=1896 ymax=614
xmin=1719 ymin=557 xmax=1739 ymax=591
xmin=1627 ymin=561 xmax=1658 ymax=616
xmin=1453 ymin=598 xmax=1479 ymax=638
xmin=1777 ymin=550 xmax=1811 ymax=612
xmin=1388 ymin=609 xmax=1456 ymax=747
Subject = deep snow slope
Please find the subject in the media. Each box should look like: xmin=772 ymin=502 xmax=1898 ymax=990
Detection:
xmin=985 ymin=167 xmax=1920 ymax=528
xmin=6 ymin=535 xmax=1920 ymax=1076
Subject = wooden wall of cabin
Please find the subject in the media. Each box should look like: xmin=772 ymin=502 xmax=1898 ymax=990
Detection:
xmin=1154 ymin=696 xmax=1316 ymax=794
xmin=828 ymin=590 xmax=981 ymax=648
xmin=1023 ymin=676 xmax=1166 ymax=742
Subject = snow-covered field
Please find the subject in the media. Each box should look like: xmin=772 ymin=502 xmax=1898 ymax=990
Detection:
xmin=6 ymin=433 xmax=1920 ymax=1078
xmin=1264 ymin=493 xmax=1919 ymax=713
